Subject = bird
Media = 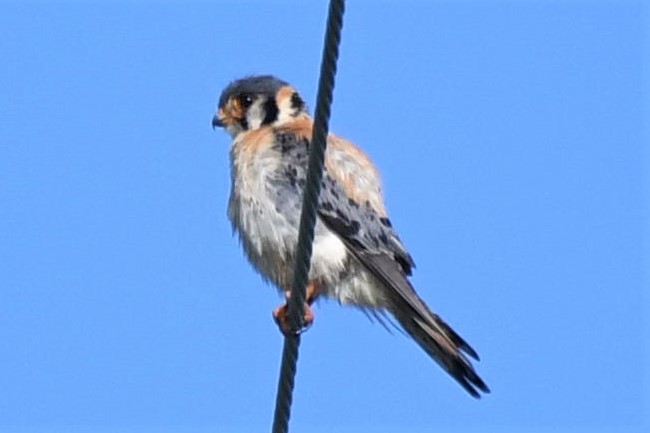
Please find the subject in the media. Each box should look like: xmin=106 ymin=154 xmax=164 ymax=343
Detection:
xmin=212 ymin=75 xmax=490 ymax=398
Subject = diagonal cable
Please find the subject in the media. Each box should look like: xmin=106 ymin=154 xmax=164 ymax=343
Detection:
xmin=271 ymin=1 xmax=346 ymax=432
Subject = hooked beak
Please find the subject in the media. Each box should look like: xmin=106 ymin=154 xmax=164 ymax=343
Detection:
xmin=212 ymin=114 xmax=224 ymax=129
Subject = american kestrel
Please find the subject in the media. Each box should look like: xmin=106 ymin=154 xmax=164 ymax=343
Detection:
xmin=212 ymin=75 xmax=489 ymax=398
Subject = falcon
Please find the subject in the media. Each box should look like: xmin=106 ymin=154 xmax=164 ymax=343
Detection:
xmin=212 ymin=75 xmax=490 ymax=398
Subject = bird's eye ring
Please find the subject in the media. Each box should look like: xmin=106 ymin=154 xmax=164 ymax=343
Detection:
xmin=239 ymin=93 xmax=254 ymax=108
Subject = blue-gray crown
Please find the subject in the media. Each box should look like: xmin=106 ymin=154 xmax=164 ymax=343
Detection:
xmin=218 ymin=75 xmax=289 ymax=109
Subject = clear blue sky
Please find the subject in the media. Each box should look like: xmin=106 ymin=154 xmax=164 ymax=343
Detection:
xmin=1 ymin=1 xmax=647 ymax=432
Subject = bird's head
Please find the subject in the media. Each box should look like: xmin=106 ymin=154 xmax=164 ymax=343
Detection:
xmin=212 ymin=75 xmax=308 ymax=137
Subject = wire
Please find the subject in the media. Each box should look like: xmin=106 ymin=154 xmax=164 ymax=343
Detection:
xmin=271 ymin=1 xmax=346 ymax=432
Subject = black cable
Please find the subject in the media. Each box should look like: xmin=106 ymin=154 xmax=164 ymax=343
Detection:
xmin=271 ymin=1 xmax=346 ymax=432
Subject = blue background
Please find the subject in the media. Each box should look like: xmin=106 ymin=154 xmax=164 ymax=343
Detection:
xmin=0 ymin=1 xmax=647 ymax=432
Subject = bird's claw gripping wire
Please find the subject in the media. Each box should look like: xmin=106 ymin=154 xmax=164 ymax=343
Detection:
xmin=273 ymin=300 xmax=315 ymax=335
xmin=273 ymin=283 xmax=320 ymax=335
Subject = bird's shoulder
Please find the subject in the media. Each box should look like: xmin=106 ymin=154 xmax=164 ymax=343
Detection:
xmin=270 ymin=117 xmax=386 ymax=215
xmin=270 ymin=118 xmax=415 ymax=275
xmin=233 ymin=117 xmax=415 ymax=275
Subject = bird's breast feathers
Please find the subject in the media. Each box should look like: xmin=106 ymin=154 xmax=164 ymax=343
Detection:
xmin=227 ymin=123 xmax=351 ymax=290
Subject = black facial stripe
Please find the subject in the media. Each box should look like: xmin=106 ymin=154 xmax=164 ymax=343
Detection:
xmin=240 ymin=116 xmax=249 ymax=130
xmin=290 ymin=92 xmax=305 ymax=113
xmin=262 ymin=97 xmax=279 ymax=125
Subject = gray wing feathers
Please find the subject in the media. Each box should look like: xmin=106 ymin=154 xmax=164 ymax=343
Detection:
xmin=272 ymin=130 xmax=489 ymax=397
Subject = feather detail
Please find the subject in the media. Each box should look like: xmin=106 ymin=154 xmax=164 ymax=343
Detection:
xmin=322 ymin=227 xmax=489 ymax=398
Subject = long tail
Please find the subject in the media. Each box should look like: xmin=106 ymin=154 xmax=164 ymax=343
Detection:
xmin=330 ymin=245 xmax=490 ymax=398
xmin=392 ymin=298 xmax=490 ymax=398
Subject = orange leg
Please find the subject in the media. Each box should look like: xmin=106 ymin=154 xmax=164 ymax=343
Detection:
xmin=273 ymin=281 xmax=320 ymax=335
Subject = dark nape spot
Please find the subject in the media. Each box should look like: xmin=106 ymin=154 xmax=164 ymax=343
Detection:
xmin=263 ymin=97 xmax=279 ymax=125
xmin=290 ymin=92 xmax=305 ymax=114
xmin=379 ymin=217 xmax=392 ymax=228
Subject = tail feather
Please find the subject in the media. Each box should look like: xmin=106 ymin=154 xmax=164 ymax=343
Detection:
xmin=394 ymin=303 xmax=490 ymax=398
xmin=425 ymin=312 xmax=480 ymax=361
xmin=331 ymin=248 xmax=489 ymax=398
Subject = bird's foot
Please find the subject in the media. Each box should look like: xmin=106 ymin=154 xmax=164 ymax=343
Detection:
xmin=272 ymin=302 xmax=314 ymax=335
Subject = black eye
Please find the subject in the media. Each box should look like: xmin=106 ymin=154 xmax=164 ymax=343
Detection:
xmin=239 ymin=93 xmax=254 ymax=108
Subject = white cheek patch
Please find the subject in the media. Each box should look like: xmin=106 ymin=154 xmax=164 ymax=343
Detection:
xmin=246 ymin=99 xmax=266 ymax=130
xmin=274 ymin=93 xmax=295 ymax=125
